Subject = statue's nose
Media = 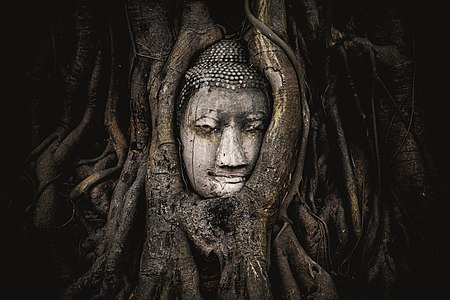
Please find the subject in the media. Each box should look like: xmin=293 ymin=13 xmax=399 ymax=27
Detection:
xmin=216 ymin=126 xmax=249 ymax=168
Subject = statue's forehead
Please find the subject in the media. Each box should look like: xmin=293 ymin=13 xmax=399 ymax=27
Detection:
xmin=187 ymin=87 xmax=269 ymax=113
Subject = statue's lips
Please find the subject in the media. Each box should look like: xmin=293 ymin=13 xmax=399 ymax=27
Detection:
xmin=208 ymin=171 xmax=248 ymax=183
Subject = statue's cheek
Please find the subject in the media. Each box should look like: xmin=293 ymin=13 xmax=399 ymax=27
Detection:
xmin=241 ymin=133 xmax=264 ymax=165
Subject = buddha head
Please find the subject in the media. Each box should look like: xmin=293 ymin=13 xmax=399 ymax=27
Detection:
xmin=178 ymin=40 xmax=271 ymax=198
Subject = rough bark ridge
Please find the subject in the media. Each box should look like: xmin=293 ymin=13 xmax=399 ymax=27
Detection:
xmin=5 ymin=0 xmax=441 ymax=299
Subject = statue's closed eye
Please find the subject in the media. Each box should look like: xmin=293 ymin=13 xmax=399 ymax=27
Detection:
xmin=195 ymin=117 xmax=219 ymax=134
xmin=243 ymin=120 xmax=265 ymax=133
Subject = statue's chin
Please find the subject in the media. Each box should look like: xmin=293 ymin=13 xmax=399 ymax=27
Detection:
xmin=199 ymin=181 xmax=246 ymax=199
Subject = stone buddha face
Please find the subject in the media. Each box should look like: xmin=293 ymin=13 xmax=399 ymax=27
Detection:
xmin=180 ymin=86 xmax=270 ymax=198
xmin=178 ymin=39 xmax=271 ymax=198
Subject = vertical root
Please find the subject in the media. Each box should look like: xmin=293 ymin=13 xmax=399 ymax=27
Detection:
xmin=244 ymin=0 xmax=311 ymax=220
xmin=327 ymin=98 xmax=362 ymax=238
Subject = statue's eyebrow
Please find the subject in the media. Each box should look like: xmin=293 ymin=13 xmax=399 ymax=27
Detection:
xmin=195 ymin=109 xmax=219 ymax=122
xmin=246 ymin=111 xmax=267 ymax=121
xmin=194 ymin=116 xmax=219 ymax=123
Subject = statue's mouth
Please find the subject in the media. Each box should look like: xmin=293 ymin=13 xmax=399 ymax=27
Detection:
xmin=216 ymin=176 xmax=246 ymax=184
xmin=208 ymin=171 xmax=248 ymax=183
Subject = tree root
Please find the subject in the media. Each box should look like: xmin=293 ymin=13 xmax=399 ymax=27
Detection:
xmin=33 ymin=47 xmax=101 ymax=230
xmin=73 ymin=141 xmax=115 ymax=168
xmin=245 ymin=0 xmax=310 ymax=221
xmin=273 ymin=224 xmax=339 ymax=300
